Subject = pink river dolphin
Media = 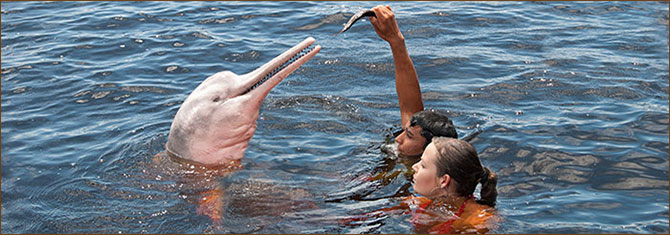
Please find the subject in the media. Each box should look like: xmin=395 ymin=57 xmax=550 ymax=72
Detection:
xmin=165 ymin=37 xmax=321 ymax=166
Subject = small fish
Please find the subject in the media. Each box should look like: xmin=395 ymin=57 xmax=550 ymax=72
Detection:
xmin=336 ymin=9 xmax=376 ymax=35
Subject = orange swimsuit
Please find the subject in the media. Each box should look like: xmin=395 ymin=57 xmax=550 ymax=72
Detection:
xmin=341 ymin=195 xmax=494 ymax=234
xmin=410 ymin=195 xmax=474 ymax=234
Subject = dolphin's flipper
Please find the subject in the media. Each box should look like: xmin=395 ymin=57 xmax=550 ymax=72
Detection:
xmin=336 ymin=9 xmax=376 ymax=35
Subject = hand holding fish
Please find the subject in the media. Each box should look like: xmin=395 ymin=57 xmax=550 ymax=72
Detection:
xmin=369 ymin=5 xmax=405 ymax=45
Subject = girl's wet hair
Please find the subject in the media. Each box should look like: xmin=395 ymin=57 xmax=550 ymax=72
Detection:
xmin=409 ymin=109 xmax=458 ymax=147
xmin=431 ymin=137 xmax=498 ymax=207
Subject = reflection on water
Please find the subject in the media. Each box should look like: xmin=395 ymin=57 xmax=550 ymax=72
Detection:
xmin=2 ymin=1 xmax=668 ymax=234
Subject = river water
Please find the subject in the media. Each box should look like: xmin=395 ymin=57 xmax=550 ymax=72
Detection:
xmin=2 ymin=1 xmax=668 ymax=233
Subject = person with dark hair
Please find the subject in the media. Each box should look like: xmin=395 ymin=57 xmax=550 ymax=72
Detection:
xmin=409 ymin=137 xmax=498 ymax=233
xmin=341 ymin=137 xmax=499 ymax=233
xmin=369 ymin=5 xmax=458 ymax=157
xmin=343 ymin=6 xmax=500 ymax=233
xmin=407 ymin=110 xmax=458 ymax=148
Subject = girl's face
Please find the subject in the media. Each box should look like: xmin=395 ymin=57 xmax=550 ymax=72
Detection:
xmin=412 ymin=143 xmax=444 ymax=197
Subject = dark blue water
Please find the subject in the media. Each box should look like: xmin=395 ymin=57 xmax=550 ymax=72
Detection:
xmin=2 ymin=1 xmax=668 ymax=233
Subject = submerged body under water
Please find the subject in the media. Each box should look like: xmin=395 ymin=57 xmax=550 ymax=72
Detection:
xmin=2 ymin=1 xmax=668 ymax=234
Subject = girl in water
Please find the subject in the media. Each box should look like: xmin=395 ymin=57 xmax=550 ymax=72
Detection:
xmin=342 ymin=137 xmax=498 ymax=233
xmin=341 ymin=5 xmax=499 ymax=233
xmin=408 ymin=137 xmax=498 ymax=233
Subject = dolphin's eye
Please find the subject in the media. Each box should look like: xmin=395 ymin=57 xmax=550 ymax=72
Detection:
xmin=212 ymin=97 xmax=221 ymax=102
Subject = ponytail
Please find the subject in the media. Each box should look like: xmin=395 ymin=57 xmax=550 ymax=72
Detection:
xmin=477 ymin=167 xmax=498 ymax=207
xmin=431 ymin=137 xmax=499 ymax=207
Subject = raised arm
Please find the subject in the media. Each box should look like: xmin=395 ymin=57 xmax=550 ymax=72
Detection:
xmin=369 ymin=5 xmax=424 ymax=127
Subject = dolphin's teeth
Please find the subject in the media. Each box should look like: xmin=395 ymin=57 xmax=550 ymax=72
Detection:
xmin=244 ymin=45 xmax=316 ymax=95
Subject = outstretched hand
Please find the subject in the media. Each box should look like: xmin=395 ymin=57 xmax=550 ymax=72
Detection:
xmin=369 ymin=5 xmax=405 ymax=45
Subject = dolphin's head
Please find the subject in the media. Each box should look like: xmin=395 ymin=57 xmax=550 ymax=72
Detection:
xmin=166 ymin=37 xmax=321 ymax=166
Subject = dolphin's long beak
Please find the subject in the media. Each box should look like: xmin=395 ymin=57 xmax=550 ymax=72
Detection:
xmin=165 ymin=37 xmax=320 ymax=165
xmin=240 ymin=37 xmax=321 ymax=99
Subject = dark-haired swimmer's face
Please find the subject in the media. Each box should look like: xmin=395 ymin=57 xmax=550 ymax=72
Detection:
xmin=395 ymin=125 xmax=427 ymax=157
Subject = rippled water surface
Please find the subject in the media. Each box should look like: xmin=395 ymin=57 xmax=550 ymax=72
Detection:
xmin=2 ymin=1 xmax=668 ymax=233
